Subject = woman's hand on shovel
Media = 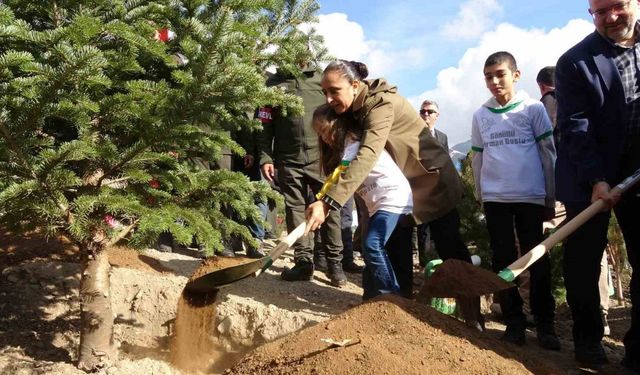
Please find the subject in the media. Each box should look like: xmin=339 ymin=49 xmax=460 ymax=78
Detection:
xmin=305 ymin=200 xmax=329 ymax=235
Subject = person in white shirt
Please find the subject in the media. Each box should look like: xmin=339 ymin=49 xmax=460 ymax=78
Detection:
xmin=471 ymin=51 xmax=559 ymax=350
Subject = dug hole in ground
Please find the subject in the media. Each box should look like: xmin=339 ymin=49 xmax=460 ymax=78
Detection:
xmin=0 ymin=229 xmax=634 ymax=374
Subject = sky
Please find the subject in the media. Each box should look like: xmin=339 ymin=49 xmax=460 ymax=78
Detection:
xmin=308 ymin=0 xmax=595 ymax=147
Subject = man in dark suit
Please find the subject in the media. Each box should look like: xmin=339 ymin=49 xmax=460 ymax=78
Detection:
xmin=415 ymin=100 xmax=450 ymax=268
xmin=420 ymin=100 xmax=449 ymax=151
xmin=556 ymin=0 xmax=640 ymax=368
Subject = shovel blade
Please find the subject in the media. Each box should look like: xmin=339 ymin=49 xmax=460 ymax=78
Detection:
xmin=421 ymin=259 xmax=514 ymax=298
xmin=184 ymin=256 xmax=269 ymax=293
xmin=183 ymin=223 xmax=307 ymax=294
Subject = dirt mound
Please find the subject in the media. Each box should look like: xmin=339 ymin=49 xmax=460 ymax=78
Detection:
xmin=229 ymin=294 xmax=562 ymax=375
xmin=109 ymin=245 xmax=176 ymax=274
xmin=188 ymin=256 xmax=255 ymax=280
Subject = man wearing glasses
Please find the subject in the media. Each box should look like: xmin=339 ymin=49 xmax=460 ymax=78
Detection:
xmin=415 ymin=100 xmax=450 ymax=268
xmin=419 ymin=100 xmax=449 ymax=152
xmin=556 ymin=0 xmax=640 ymax=369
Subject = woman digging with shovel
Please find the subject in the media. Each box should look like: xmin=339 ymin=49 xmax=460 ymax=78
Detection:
xmin=305 ymin=60 xmax=482 ymax=327
xmin=312 ymin=104 xmax=412 ymax=300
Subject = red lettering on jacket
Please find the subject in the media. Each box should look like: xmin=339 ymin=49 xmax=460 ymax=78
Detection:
xmin=257 ymin=107 xmax=273 ymax=123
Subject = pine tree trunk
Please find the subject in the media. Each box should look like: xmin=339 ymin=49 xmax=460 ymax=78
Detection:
xmin=77 ymin=242 xmax=116 ymax=371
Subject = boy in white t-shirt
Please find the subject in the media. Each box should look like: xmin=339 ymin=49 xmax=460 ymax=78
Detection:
xmin=471 ymin=51 xmax=559 ymax=350
xmin=313 ymin=105 xmax=413 ymax=300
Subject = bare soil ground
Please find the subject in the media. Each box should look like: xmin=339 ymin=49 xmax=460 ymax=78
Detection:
xmin=0 ymin=228 xmax=635 ymax=374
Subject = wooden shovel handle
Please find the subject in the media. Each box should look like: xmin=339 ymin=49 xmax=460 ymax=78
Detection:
xmin=269 ymin=222 xmax=308 ymax=260
xmin=499 ymin=167 xmax=640 ymax=282
xmin=256 ymin=222 xmax=308 ymax=276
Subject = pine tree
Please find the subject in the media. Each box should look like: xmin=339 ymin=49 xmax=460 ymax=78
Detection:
xmin=0 ymin=0 xmax=325 ymax=370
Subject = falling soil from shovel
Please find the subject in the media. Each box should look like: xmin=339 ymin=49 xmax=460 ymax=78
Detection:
xmin=170 ymin=256 xmax=256 ymax=373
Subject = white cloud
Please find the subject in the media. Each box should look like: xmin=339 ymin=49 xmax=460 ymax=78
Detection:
xmin=310 ymin=13 xmax=425 ymax=79
xmin=409 ymin=19 xmax=594 ymax=146
xmin=310 ymin=13 xmax=370 ymax=60
xmin=441 ymin=0 xmax=503 ymax=41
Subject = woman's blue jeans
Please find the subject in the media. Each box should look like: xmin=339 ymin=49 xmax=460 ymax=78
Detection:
xmin=362 ymin=210 xmax=402 ymax=300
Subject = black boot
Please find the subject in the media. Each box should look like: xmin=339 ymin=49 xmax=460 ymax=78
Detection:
xmin=314 ymin=255 xmax=328 ymax=272
xmin=327 ymin=261 xmax=347 ymax=287
xmin=220 ymin=247 xmax=235 ymax=257
xmin=501 ymin=324 xmax=526 ymax=346
xmin=342 ymin=260 xmax=364 ymax=273
xmin=219 ymin=240 xmax=235 ymax=257
xmin=575 ymin=342 xmax=608 ymax=365
xmin=281 ymin=261 xmax=314 ymax=281
xmin=536 ymin=321 xmax=561 ymax=351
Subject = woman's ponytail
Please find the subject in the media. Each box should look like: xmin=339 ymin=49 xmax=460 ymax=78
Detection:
xmin=324 ymin=59 xmax=369 ymax=82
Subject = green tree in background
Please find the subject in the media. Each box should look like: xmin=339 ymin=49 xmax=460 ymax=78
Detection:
xmin=458 ymin=155 xmax=492 ymax=267
xmin=0 ymin=0 xmax=326 ymax=370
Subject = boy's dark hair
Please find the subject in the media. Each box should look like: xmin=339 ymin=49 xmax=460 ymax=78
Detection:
xmin=484 ymin=51 xmax=518 ymax=71
xmin=536 ymin=66 xmax=555 ymax=86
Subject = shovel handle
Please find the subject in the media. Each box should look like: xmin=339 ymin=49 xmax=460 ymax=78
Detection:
xmin=499 ymin=167 xmax=640 ymax=282
xmin=276 ymin=222 xmax=308 ymax=255
xmin=257 ymin=222 xmax=308 ymax=274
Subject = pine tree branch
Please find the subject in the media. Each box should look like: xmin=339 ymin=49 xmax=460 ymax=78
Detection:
xmin=0 ymin=116 xmax=33 ymax=176
xmin=96 ymin=143 xmax=148 ymax=187
xmin=16 ymin=45 xmax=107 ymax=143
xmin=103 ymin=177 xmax=130 ymax=188
xmin=1 ymin=117 xmax=73 ymax=223
xmin=107 ymin=218 xmax=140 ymax=247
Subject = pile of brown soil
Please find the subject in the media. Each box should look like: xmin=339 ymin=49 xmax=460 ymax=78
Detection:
xmin=229 ymin=294 xmax=563 ymax=375
xmin=188 ymin=256 xmax=256 ymax=280
xmin=109 ymin=245 xmax=176 ymax=274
